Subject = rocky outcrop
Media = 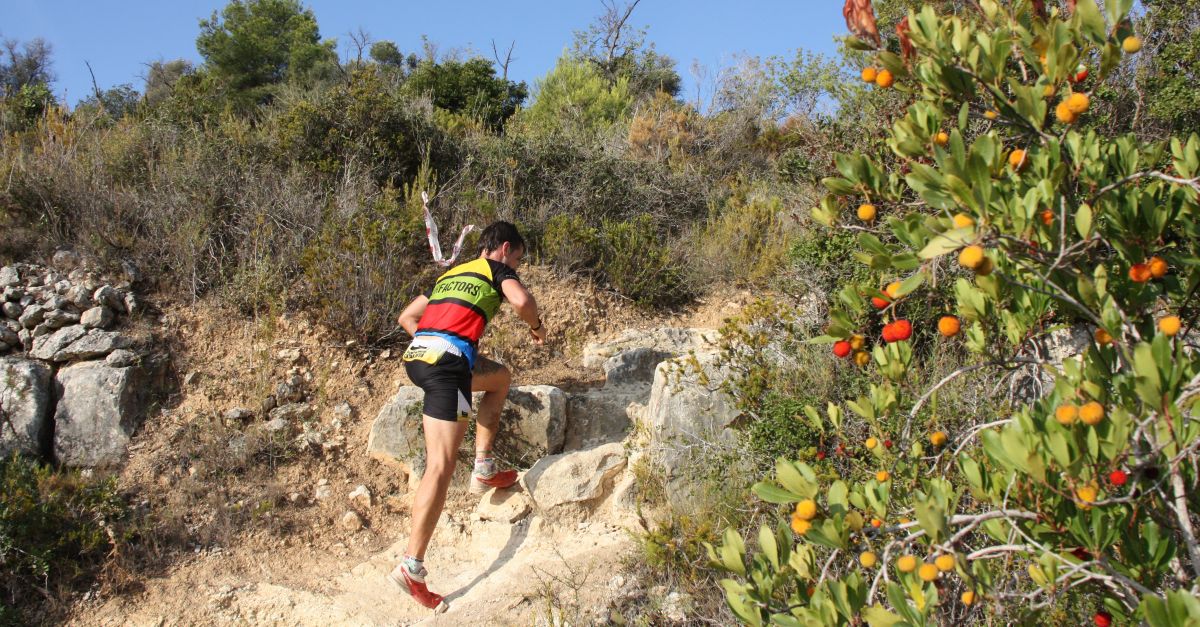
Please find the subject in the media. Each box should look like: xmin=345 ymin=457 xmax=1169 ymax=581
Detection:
xmin=0 ymin=357 xmax=53 ymax=457
xmin=492 ymin=385 xmax=567 ymax=467
xmin=53 ymin=360 xmax=161 ymax=467
xmin=522 ymin=442 xmax=627 ymax=514
xmin=366 ymin=386 xmax=427 ymax=483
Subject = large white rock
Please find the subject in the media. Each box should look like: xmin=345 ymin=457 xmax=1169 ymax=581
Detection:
xmin=492 ymin=385 xmax=567 ymax=467
xmin=582 ymin=328 xmax=719 ymax=370
xmin=29 ymin=325 xmax=87 ymax=360
xmin=52 ymin=329 xmax=131 ymax=362
xmin=522 ymin=442 xmax=627 ymax=513
xmin=366 ymin=386 xmax=427 ymax=480
xmin=0 ymin=357 xmax=53 ymax=457
xmin=644 ymin=351 xmax=742 ymax=505
xmin=52 ymin=361 xmax=154 ymax=467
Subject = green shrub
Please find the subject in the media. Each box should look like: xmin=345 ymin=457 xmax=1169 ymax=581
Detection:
xmin=694 ymin=184 xmax=791 ymax=285
xmin=540 ymin=213 xmax=602 ymax=273
xmin=0 ymin=456 xmax=131 ymax=622
xmin=598 ymin=214 xmax=690 ymax=308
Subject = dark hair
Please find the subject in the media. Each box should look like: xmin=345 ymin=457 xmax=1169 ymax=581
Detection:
xmin=478 ymin=221 xmax=525 ymax=254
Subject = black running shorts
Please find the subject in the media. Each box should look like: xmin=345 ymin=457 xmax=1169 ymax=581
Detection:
xmin=404 ymin=352 xmax=472 ymax=422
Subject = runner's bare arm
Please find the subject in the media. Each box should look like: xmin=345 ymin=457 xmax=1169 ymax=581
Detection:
xmin=500 ymin=279 xmax=544 ymax=344
xmin=398 ymin=295 xmax=429 ymax=337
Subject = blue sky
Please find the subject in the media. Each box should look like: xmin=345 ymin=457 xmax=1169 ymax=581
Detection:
xmin=0 ymin=1 xmax=848 ymax=108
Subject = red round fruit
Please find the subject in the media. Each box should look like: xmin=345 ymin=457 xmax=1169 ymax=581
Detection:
xmin=881 ymin=324 xmax=896 ymax=343
xmin=816 ymin=451 xmax=826 ymax=461
xmin=1109 ymin=470 xmax=1128 ymax=486
xmin=883 ymin=439 xmax=893 ymax=448
xmin=1073 ymin=67 xmax=1089 ymax=83
xmin=890 ymin=320 xmax=913 ymax=342
xmin=871 ymin=295 xmax=890 ymax=310
xmin=1094 ymin=611 xmax=1112 ymax=627
xmin=833 ymin=340 xmax=852 ymax=358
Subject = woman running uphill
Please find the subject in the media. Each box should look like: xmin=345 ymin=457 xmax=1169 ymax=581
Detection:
xmin=387 ymin=221 xmax=545 ymax=610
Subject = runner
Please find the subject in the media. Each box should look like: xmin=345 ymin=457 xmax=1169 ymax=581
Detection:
xmin=386 ymin=221 xmax=545 ymax=610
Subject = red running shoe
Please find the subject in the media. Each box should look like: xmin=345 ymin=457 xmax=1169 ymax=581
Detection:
xmin=387 ymin=562 xmax=446 ymax=611
xmin=469 ymin=469 xmax=519 ymax=494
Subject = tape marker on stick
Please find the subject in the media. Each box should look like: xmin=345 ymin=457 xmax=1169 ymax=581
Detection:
xmin=422 ymin=191 xmax=475 ymax=267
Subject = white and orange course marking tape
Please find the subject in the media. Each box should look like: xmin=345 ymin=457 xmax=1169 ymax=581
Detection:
xmin=421 ymin=191 xmax=475 ymax=267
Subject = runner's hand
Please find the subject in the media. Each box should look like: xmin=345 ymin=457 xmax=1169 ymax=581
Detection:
xmin=530 ymin=323 xmax=546 ymax=345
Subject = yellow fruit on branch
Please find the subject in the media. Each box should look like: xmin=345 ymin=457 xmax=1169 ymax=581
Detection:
xmin=860 ymin=551 xmax=878 ymax=568
xmin=1160 ymin=315 xmax=1182 ymax=337
xmin=790 ymin=514 xmax=812 ymax=535
xmin=875 ymin=69 xmax=895 ymax=88
xmin=849 ymin=334 xmax=866 ymax=350
xmin=857 ymin=203 xmax=877 ymax=222
xmin=1054 ymin=404 xmax=1078 ymax=426
xmin=897 ymin=555 xmax=918 ymax=573
xmin=875 ymin=470 xmax=890 ymax=482
xmin=1008 ymin=149 xmax=1027 ymax=170
xmin=854 ymin=350 xmax=871 ymax=367
xmin=961 ymin=590 xmax=976 ymax=605
xmin=938 ymin=316 xmax=961 ymax=338
xmin=918 ymin=563 xmax=939 ymax=582
xmin=952 ymin=213 xmax=974 ymax=229
xmin=1075 ymin=485 xmax=1098 ymax=508
xmin=1055 ymin=101 xmax=1078 ymax=124
xmin=795 ymin=499 xmax=818 ymax=521
xmin=1065 ymin=92 xmax=1089 ymax=114
xmin=930 ymin=431 xmax=949 ymax=447
xmin=984 ymin=110 xmax=999 ymax=120
xmin=1149 ymin=256 xmax=1168 ymax=278
xmin=861 ymin=67 xmax=879 ymax=83
xmin=884 ymin=281 xmax=901 ymax=299
xmin=958 ymin=245 xmax=986 ymax=270
xmin=934 ymin=554 xmax=956 ymax=572
xmin=934 ymin=131 xmax=950 ymax=146
xmin=866 ymin=437 xmax=879 ymax=450
xmin=1123 ymin=35 xmax=1142 ymax=54
xmin=1079 ymin=401 xmax=1105 ymax=426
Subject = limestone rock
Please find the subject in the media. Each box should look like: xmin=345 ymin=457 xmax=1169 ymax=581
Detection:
xmin=51 ymin=250 xmax=81 ymax=271
xmin=492 ymin=385 xmax=567 ymax=467
xmin=582 ymin=328 xmax=718 ymax=369
xmin=105 ymin=349 xmax=138 ymax=367
xmin=339 ymin=511 xmax=363 ymax=531
xmin=474 ymin=489 xmax=531 ymax=523
xmin=30 ymin=325 xmax=87 ymax=360
xmin=0 ymin=326 xmax=18 ymax=349
xmin=603 ymin=347 xmax=670 ymax=388
xmin=92 ymin=286 xmax=126 ymax=313
xmin=65 ymin=285 xmax=92 ymax=310
xmin=81 ymin=306 xmax=114 ymax=329
xmin=366 ymin=386 xmax=426 ymax=480
xmin=349 ymin=485 xmax=372 ymax=508
xmin=522 ymin=442 xmax=627 ymax=512
xmin=645 ymin=351 xmax=741 ymax=502
xmin=43 ymin=309 xmax=80 ymax=329
xmin=44 ymin=295 xmax=69 ymax=311
xmin=54 ymin=329 xmax=131 ymax=362
xmin=53 ymin=361 xmax=151 ymax=466
xmin=2 ymin=302 xmax=20 ymax=319
xmin=0 ymin=266 xmax=19 ymax=288
xmin=269 ymin=402 xmax=314 ymax=423
xmin=18 ymin=305 xmax=45 ymax=329
xmin=563 ymin=390 xmax=636 ymax=452
xmin=0 ymin=357 xmax=53 ymax=457
xmin=223 ymin=407 xmax=255 ymax=423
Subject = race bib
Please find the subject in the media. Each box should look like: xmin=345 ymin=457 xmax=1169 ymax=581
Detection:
xmin=402 ymin=343 xmax=446 ymax=365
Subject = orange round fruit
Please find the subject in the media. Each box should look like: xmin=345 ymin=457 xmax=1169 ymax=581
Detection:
xmin=897 ymin=555 xmax=918 ymax=573
xmin=934 ymin=554 xmax=956 ymax=572
xmin=1055 ymin=404 xmax=1078 ymax=426
xmin=952 ymin=213 xmax=974 ymax=229
xmin=934 ymin=131 xmax=950 ymax=146
xmin=1130 ymin=263 xmax=1152 ymax=283
xmin=1160 ymin=315 xmax=1182 ymax=337
xmin=984 ymin=110 xmax=999 ymax=120
xmin=1040 ymin=209 xmax=1055 ymax=225
xmin=854 ymin=350 xmax=871 ymax=367
xmin=871 ymin=518 xmax=883 ymax=528
xmin=961 ymin=590 xmax=976 ymax=605
xmin=1066 ymin=92 xmax=1090 ymax=114
xmin=918 ymin=563 xmax=939 ymax=582
xmin=930 ymin=431 xmax=949 ymax=447
xmin=790 ymin=515 xmax=812 ymax=535
xmin=875 ymin=69 xmax=895 ymax=88
xmin=938 ymin=315 xmax=961 ymax=338
xmin=866 ymin=437 xmax=879 ymax=450
xmin=860 ymin=551 xmax=878 ymax=568
xmin=875 ymin=470 xmax=890 ymax=482
xmin=1009 ymin=149 xmax=1027 ymax=170
xmin=885 ymin=281 xmax=902 ymax=299
xmin=1055 ymin=101 xmax=1078 ymax=124
xmin=1149 ymin=256 xmax=1168 ymax=278
xmin=871 ymin=295 xmax=890 ymax=310
xmin=1123 ymin=36 xmax=1142 ymax=54
xmin=958 ymin=245 xmax=985 ymax=270
xmin=857 ymin=203 xmax=877 ymax=222
xmin=795 ymin=499 xmax=818 ymax=521
xmin=861 ymin=67 xmax=879 ymax=83
xmin=1079 ymin=401 xmax=1105 ymax=426
xmin=1094 ymin=328 xmax=1113 ymax=345
xmin=1076 ymin=485 xmax=1098 ymax=505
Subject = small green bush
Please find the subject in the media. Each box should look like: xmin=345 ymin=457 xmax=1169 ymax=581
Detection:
xmin=540 ymin=214 xmax=602 ymax=273
xmin=0 ymin=456 xmax=131 ymax=622
xmin=598 ymin=214 xmax=690 ymax=308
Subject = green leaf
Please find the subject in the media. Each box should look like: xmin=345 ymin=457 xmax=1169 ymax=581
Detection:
xmin=776 ymin=460 xmax=817 ymax=498
xmin=918 ymin=227 xmax=975 ymax=260
xmin=863 ymin=605 xmax=907 ymax=627
xmin=759 ymin=524 xmax=779 ymax=571
xmin=1074 ymin=0 xmax=1107 ymax=43
xmin=752 ymin=482 xmax=803 ymax=504
xmin=1075 ymin=203 xmax=1093 ymax=238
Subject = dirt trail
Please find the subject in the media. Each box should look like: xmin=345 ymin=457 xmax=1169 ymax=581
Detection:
xmin=66 ymin=268 xmax=754 ymax=626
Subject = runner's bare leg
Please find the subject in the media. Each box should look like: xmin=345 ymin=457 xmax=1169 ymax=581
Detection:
xmin=471 ymin=356 xmax=511 ymax=456
xmin=406 ymin=415 xmax=469 ymax=559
